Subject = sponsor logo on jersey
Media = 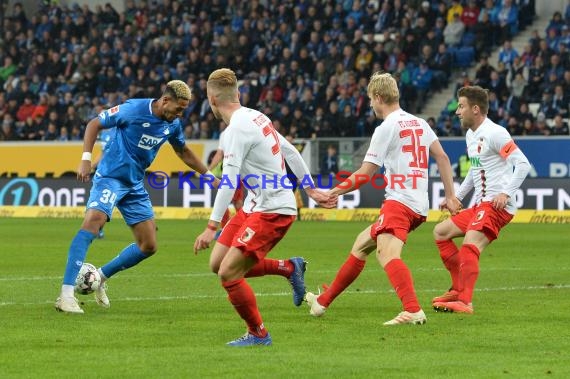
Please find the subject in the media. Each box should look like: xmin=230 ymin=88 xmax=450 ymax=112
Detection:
xmin=470 ymin=157 xmax=481 ymax=167
xmin=142 ymin=122 xmax=151 ymax=128
xmin=138 ymin=134 xmax=163 ymax=150
xmin=109 ymin=105 xmax=120 ymax=115
xmin=163 ymin=128 xmax=170 ymax=135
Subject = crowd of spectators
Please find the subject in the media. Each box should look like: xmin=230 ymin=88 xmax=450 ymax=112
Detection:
xmin=0 ymin=0 xmax=562 ymax=144
xmin=434 ymin=2 xmax=570 ymax=137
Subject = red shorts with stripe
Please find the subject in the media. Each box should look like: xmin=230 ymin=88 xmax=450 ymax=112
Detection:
xmin=217 ymin=209 xmax=295 ymax=261
xmin=369 ymin=200 xmax=426 ymax=243
xmin=450 ymin=202 xmax=513 ymax=241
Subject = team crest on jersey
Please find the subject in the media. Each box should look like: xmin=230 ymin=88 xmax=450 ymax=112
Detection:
xmin=238 ymin=227 xmax=256 ymax=244
xmin=477 ymin=138 xmax=484 ymax=153
xmin=476 ymin=210 xmax=485 ymax=221
xmin=137 ymin=134 xmax=163 ymax=150
xmin=109 ymin=105 xmax=120 ymax=115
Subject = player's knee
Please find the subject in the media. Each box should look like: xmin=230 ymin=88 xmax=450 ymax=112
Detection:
xmin=210 ymin=262 xmax=220 ymax=274
xmin=139 ymin=242 xmax=157 ymax=255
xmin=433 ymin=222 xmax=449 ymax=240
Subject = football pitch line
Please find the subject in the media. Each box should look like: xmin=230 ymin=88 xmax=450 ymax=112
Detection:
xmin=1 ymin=265 xmax=569 ymax=282
xmin=1 ymin=284 xmax=569 ymax=307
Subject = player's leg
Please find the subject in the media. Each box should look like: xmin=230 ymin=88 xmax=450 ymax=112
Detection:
xmin=94 ymin=185 xmax=155 ymax=308
xmin=221 ymin=212 xmax=294 ymax=346
xmin=55 ymin=209 xmax=107 ymax=313
xmin=56 ymin=177 xmax=122 ymax=313
xmin=434 ymin=203 xmax=512 ymax=314
xmin=218 ymin=209 xmax=305 ymax=305
xmin=377 ymin=233 xmax=426 ymax=325
xmin=432 ymin=212 xmax=469 ymax=304
xmin=306 ymin=225 xmax=376 ymax=316
xmin=371 ymin=201 xmax=426 ymax=325
xmin=219 ymin=247 xmax=271 ymax=346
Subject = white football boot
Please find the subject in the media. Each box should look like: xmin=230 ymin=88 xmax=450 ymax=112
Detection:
xmin=55 ymin=296 xmax=84 ymax=314
xmin=305 ymin=292 xmax=327 ymax=317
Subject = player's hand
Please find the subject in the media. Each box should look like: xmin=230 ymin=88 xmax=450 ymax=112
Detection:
xmin=492 ymin=193 xmax=509 ymax=210
xmin=440 ymin=197 xmax=463 ymax=215
xmin=194 ymin=228 xmax=217 ymax=254
xmin=77 ymin=160 xmax=92 ymax=182
xmin=306 ymin=188 xmax=337 ymax=208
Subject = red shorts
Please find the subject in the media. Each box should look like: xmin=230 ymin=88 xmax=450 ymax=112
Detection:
xmin=217 ymin=209 xmax=295 ymax=261
xmin=450 ymin=202 xmax=513 ymax=241
xmin=370 ymin=200 xmax=426 ymax=243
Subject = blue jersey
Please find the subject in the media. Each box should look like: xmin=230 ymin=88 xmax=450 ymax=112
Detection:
xmin=99 ymin=128 xmax=115 ymax=152
xmin=96 ymin=99 xmax=185 ymax=185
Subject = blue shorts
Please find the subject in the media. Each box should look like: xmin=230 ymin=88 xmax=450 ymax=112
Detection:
xmin=87 ymin=177 xmax=153 ymax=226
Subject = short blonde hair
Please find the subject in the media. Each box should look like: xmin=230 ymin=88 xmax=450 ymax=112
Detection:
xmin=367 ymin=72 xmax=399 ymax=105
xmin=207 ymin=68 xmax=238 ymax=102
xmin=164 ymin=80 xmax=192 ymax=101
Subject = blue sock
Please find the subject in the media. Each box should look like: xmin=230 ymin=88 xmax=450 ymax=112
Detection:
xmin=101 ymin=243 xmax=149 ymax=279
xmin=63 ymin=229 xmax=96 ymax=285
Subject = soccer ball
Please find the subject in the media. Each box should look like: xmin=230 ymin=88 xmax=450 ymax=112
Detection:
xmin=75 ymin=263 xmax=101 ymax=295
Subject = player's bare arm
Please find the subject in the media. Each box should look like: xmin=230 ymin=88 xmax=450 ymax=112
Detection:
xmin=78 ymin=118 xmax=103 ymax=183
xmin=329 ymin=162 xmax=378 ymax=197
xmin=430 ymin=140 xmax=462 ymax=215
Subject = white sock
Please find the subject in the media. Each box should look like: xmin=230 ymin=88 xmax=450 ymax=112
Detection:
xmin=97 ymin=268 xmax=107 ymax=282
xmin=61 ymin=284 xmax=74 ymax=297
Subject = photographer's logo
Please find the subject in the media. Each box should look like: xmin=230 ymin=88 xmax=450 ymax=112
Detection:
xmin=138 ymin=134 xmax=163 ymax=150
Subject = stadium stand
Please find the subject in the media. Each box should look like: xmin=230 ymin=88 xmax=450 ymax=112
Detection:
xmin=0 ymin=0 xmax=566 ymax=143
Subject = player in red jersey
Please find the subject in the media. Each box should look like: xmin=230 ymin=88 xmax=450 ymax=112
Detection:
xmin=305 ymin=72 xmax=461 ymax=325
xmin=432 ymin=86 xmax=530 ymax=314
xmin=194 ymin=68 xmax=335 ymax=346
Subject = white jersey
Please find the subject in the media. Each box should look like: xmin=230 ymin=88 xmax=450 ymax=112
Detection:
xmin=364 ymin=109 xmax=437 ymax=216
xmin=219 ymin=107 xmax=297 ymax=215
xmin=465 ymin=118 xmax=523 ymax=214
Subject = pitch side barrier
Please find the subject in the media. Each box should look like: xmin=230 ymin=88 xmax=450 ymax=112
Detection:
xmin=0 ymin=176 xmax=569 ymax=223
xmin=1 ymin=137 xmax=568 ymax=178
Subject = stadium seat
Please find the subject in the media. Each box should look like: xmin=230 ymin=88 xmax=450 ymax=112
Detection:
xmin=454 ymin=47 xmax=475 ymax=68
xmin=461 ymin=32 xmax=476 ymax=47
xmin=528 ymin=103 xmax=540 ymax=117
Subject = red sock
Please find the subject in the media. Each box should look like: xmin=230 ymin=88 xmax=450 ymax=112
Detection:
xmin=220 ymin=209 xmax=231 ymax=228
xmin=384 ymin=259 xmax=421 ymax=313
xmin=222 ymin=279 xmax=267 ymax=337
xmin=458 ymin=244 xmax=481 ymax=304
xmin=246 ymin=259 xmax=293 ymax=278
xmin=436 ymin=239 xmax=461 ymax=291
xmin=318 ymin=254 xmax=366 ymax=308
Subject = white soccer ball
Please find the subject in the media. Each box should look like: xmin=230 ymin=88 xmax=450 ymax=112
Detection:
xmin=74 ymin=263 xmax=101 ymax=295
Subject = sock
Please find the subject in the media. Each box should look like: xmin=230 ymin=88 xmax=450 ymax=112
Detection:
xmin=318 ymin=254 xmax=366 ymax=308
xmin=458 ymin=244 xmax=481 ymax=304
xmin=384 ymin=259 xmax=421 ymax=313
xmin=436 ymin=239 xmax=461 ymax=291
xmin=246 ymin=259 xmax=293 ymax=278
xmin=100 ymin=243 xmax=149 ymax=279
xmin=62 ymin=229 xmax=96 ymax=286
xmin=223 ymin=279 xmax=267 ymax=338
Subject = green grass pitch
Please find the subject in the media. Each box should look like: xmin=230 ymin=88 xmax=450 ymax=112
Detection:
xmin=1 ymin=218 xmax=569 ymax=378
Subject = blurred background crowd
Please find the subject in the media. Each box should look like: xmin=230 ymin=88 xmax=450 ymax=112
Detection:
xmin=0 ymin=0 xmax=568 ymax=143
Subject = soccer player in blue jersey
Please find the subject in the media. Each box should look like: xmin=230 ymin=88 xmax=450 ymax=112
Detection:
xmin=55 ymin=80 xmax=213 ymax=314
